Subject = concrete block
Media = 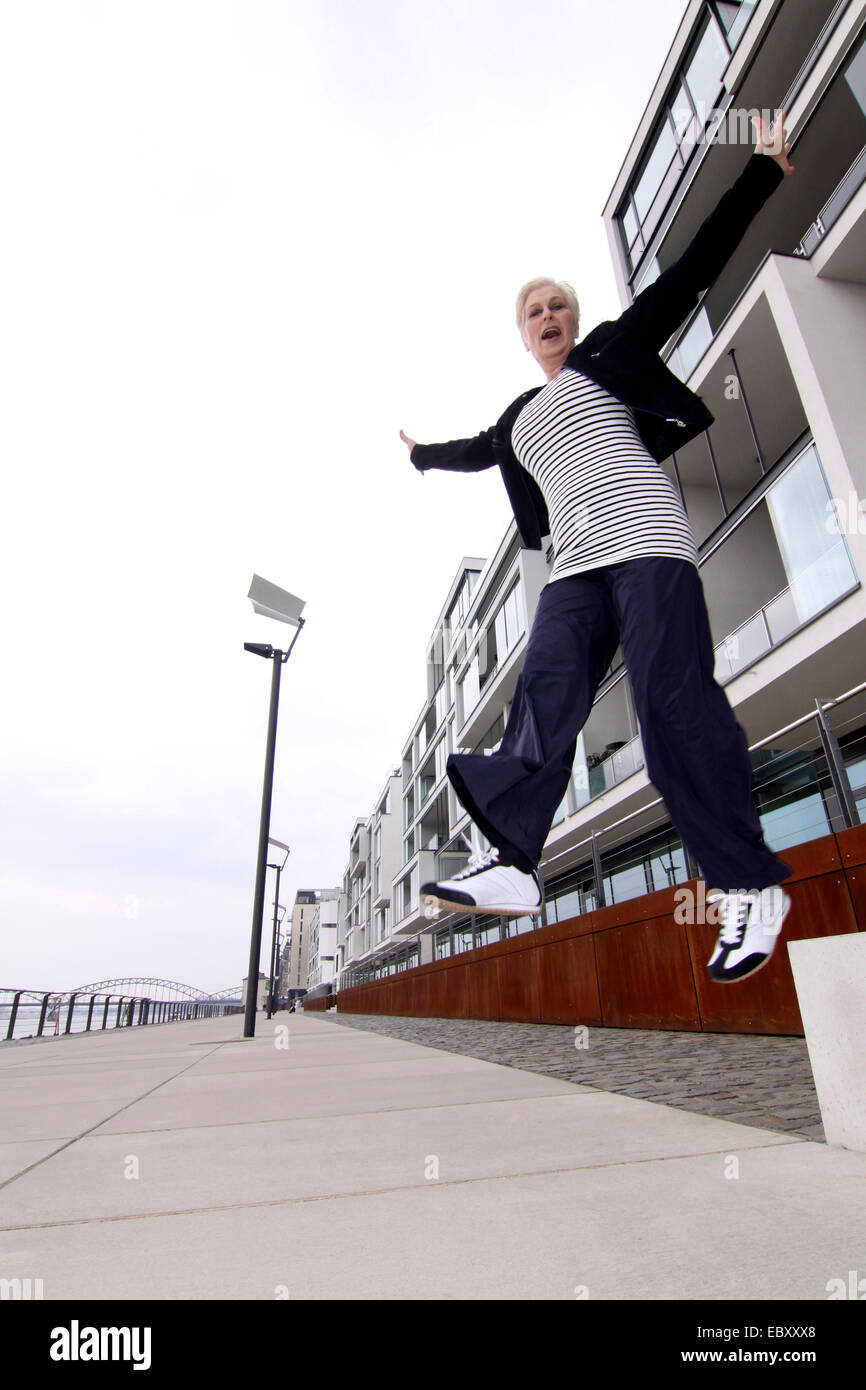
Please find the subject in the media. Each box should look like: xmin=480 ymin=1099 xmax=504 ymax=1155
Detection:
xmin=788 ymin=932 xmax=866 ymax=1151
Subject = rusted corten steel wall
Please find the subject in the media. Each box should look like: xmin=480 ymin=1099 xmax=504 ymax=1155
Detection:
xmin=335 ymin=827 xmax=866 ymax=1035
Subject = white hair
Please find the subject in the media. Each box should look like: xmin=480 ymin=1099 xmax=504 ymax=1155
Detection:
xmin=515 ymin=277 xmax=580 ymax=336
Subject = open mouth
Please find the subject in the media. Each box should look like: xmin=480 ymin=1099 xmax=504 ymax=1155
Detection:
xmin=541 ymin=327 xmax=561 ymax=340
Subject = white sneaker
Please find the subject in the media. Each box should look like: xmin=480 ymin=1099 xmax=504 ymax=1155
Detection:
xmin=706 ymin=886 xmax=791 ymax=983
xmin=421 ymin=847 xmax=543 ymax=917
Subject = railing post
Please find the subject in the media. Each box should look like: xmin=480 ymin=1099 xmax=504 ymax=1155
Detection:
xmin=64 ymin=994 xmax=78 ymax=1035
xmin=727 ymin=347 xmax=766 ymax=476
xmin=684 ymin=843 xmax=701 ymax=882
xmin=704 ymin=430 xmax=727 ymax=513
xmin=115 ymin=997 xmax=125 ymax=1029
xmin=815 ymin=698 xmax=860 ymax=829
xmin=591 ymin=830 xmax=606 ymax=909
xmin=37 ymin=994 xmax=52 ymax=1038
xmin=6 ymin=991 xmax=23 ymax=1041
xmin=86 ymin=995 xmax=97 ymax=1032
xmin=102 ymin=996 xmax=112 ymax=1030
xmin=669 ymin=449 xmax=688 ymax=513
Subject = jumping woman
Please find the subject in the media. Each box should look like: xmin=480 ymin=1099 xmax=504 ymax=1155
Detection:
xmin=401 ymin=114 xmax=796 ymax=983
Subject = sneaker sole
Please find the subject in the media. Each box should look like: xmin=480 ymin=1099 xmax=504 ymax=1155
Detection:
xmin=422 ymin=892 xmax=543 ymax=918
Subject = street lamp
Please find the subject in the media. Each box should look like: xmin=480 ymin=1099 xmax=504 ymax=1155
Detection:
xmin=270 ymin=904 xmax=287 ymax=1014
xmin=266 ymin=841 xmax=289 ymax=1018
xmin=243 ymin=575 xmax=306 ymax=1039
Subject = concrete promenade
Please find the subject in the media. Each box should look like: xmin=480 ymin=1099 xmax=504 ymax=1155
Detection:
xmin=1 ymin=1010 xmax=864 ymax=1301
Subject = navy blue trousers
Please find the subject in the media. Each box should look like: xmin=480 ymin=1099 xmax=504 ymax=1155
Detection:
xmin=446 ymin=557 xmax=791 ymax=892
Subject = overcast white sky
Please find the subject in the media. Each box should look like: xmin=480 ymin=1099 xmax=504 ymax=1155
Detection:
xmin=0 ymin=0 xmax=689 ymax=994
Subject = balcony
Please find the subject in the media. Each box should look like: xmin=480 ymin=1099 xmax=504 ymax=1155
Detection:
xmin=712 ymin=572 xmax=858 ymax=683
xmin=391 ymin=851 xmax=438 ymax=935
xmin=349 ymin=825 xmax=370 ymax=877
xmin=584 ymin=734 xmax=646 ymax=801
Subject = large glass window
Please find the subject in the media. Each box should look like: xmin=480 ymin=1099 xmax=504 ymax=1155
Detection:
xmin=683 ymin=12 xmax=728 ymax=117
xmin=846 ymin=31 xmax=866 ymax=115
xmin=702 ymin=446 xmax=858 ymax=683
xmin=446 ymin=568 xmax=482 ymax=638
xmin=577 ymin=680 xmax=642 ymax=801
xmin=753 ymin=748 xmax=832 ymax=851
xmin=668 ymin=306 xmax=712 ymax=380
xmin=714 ymin=1 xmax=757 ymax=51
xmin=648 ymin=841 xmax=688 ymax=892
xmin=634 ymin=119 xmax=679 ymax=222
xmin=458 ymin=622 xmax=497 ymax=723
xmin=764 ymin=446 xmax=858 ymax=627
xmin=473 ymin=712 xmax=504 ymax=757
xmin=459 ymin=658 xmax=480 ymax=723
xmin=494 ymin=582 xmax=526 ymax=664
xmin=843 ymin=741 xmax=866 ymax=822
xmin=617 ymin=4 xmax=752 ymax=278
xmin=434 ymin=736 xmax=447 ymax=784
xmin=606 ymin=860 xmax=650 ymax=906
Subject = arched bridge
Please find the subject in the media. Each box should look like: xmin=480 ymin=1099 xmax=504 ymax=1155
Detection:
xmin=68 ymin=978 xmax=242 ymax=1004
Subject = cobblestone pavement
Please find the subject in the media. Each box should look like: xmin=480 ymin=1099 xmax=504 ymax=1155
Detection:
xmin=318 ymin=1013 xmax=824 ymax=1142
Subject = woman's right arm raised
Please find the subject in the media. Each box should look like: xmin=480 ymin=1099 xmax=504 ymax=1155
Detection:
xmin=399 ymin=424 xmax=500 ymax=475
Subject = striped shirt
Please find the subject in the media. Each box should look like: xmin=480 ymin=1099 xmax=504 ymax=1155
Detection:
xmin=511 ymin=367 xmax=698 ymax=583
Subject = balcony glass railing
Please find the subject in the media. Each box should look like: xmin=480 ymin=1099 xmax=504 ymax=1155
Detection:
xmin=577 ymin=732 xmax=646 ymax=805
xmin=668 ymin=305 xmax=712 ymax=381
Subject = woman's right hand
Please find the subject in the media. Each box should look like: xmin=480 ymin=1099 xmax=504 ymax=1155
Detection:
xmin=400 ymin=429 xmax=417 ymax=453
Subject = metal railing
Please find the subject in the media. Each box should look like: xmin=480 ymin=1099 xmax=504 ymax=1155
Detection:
xmin=1 ymin=990 xmax=244 ymax=1043
xmin=339 ymin=672 xmax=866 ymax=985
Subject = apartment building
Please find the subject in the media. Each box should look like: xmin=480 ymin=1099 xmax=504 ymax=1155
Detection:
xmin=339 ymin=0 xmax=866 ymax=988
xmin=335 ymin=772 xmax=403 ymax=980
xmin=306 ymin=890 xmax=341 ymax=990
xmin=283 ymin=889 xmax=339 ymax=993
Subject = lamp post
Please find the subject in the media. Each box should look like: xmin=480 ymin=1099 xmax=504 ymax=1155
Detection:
xmin=266 ymin=852 xmax=288 ymax=1019
xmin=274 ymin=908 xmax=286 ymax=1011
xmin=243 ymin=575 xmax=306 ymax=1039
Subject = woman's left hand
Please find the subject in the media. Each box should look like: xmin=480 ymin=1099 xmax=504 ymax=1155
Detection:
xmin=753 ymin=109 xmax=795 ymax=174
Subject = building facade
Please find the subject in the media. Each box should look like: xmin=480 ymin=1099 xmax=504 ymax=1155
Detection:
xmin=283 ymin=889 xmax=340 ymax=994
xmin=306 ymin=890 xmax=341 ymax=990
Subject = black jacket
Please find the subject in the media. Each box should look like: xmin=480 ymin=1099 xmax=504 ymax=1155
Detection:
xmin=410 ymin=152 xmax=786 ymax=550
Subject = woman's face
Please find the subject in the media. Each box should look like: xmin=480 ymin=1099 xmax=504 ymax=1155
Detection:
xmin=522 ymin=284 xmax=577 ymax=377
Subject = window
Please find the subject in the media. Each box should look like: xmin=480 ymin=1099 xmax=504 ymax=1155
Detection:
xmin=434 ymin=736 xmax=447 ymax=784
xmin=446 ymin=569 xmax=482 ymax=637
xmin=493 ymin=582 xmax=527 ymax=664
xmin=472 ymin=713 xmax=504 ymax=757
xmin=459 ymin=655 xmax=481 ymax=722
xmin=713 ymin=1 xmax=756 ymax=51
xmin=617 ymin=4 xmax=751 ymax=278
xmin=634 ymin=118 xmax=679 ymax=223
xmin=668 ymin=306 xmax=712 ymax=380
xmin=764 ymin=446 xmax=858 ymax=627
xmin=683 ymin=12 xmax=728 ymax=117
xmin=633 ymin=255 xmax=660 ymax=294
xmin=648 ymin=843 xmax=688 ymax=892
xmin=753 ymin=749 xmax=832 ymax=851
xmin=428 ymin=625 xmax=445 ymax=692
